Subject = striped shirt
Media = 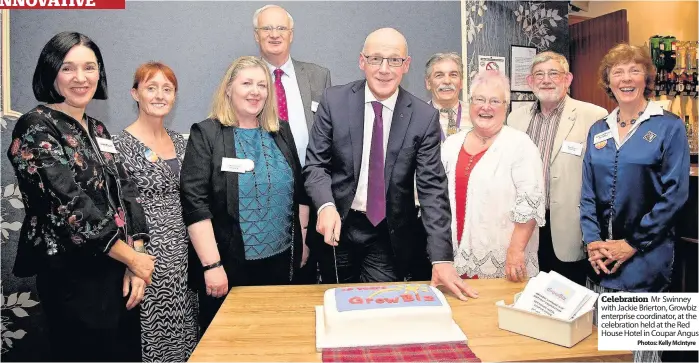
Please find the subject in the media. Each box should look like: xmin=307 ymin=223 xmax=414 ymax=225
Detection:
xmin=525 ymin=96 xmax=568 ymax=208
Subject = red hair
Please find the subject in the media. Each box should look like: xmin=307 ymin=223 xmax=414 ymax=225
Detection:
xmin=598 ymin=43 xmax=655 ymax=101
xmin=132 ymin=61 xmax=178 ymax=91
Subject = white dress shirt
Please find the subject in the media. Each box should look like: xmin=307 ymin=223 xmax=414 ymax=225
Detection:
xmin=605 ymin=101 xmax=663 ymax=149
xmin=350 ymin=87 xmax=400 ymax=212
xmin=319 ymin=87 xmax=450 ymax=266
xmin=317 ymin=87 xmax=399 ymax=215
xmin=264 ymin=57 xmax=309 ymax=166
xmin=434 ymin=100 xmax=471 ymax=139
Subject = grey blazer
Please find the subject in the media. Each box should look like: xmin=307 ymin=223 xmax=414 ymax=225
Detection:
xmin=291 ymin=58 xmax=332 ymax=131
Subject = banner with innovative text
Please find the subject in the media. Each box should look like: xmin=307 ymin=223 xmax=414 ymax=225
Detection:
xmin=0 ymin=0 xmax=124 ymax=10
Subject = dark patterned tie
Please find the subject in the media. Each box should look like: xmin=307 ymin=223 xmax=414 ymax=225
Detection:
xmin=366 ymin=101 xmax=386 ymax=226
xmin=440 ymin=108 xmax=457 ymax=136
xmin=274 ymin=68 xmax=288 ymax=122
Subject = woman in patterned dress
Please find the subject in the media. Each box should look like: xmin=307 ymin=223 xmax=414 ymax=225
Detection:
xmin=441 ymin=70 xmax=545 ymax=282
xmin=180 ymin=56 xmax=310 ymax=336
xmin=113 ymin=62 xmax=198 ymax=362
xmin=6 ymin=32 xmax=154 ymax=362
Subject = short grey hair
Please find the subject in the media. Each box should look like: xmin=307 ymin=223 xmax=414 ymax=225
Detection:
xmin=253 ymin=4 xmax=295 ymax=29
xmin=530 ymin=51 xmax=569 ymax=73
xmin=469 ymin=70 xmax=511 ymax=103
xmin=424 ymin=52 xmax=464 ymax=79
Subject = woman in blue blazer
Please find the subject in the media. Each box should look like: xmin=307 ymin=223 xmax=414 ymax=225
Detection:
xmin=581 ymin=44 xmax=689 ymax=362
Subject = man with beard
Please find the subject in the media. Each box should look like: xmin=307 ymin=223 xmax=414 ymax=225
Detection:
xmin=424 ymin=52 xmax=471 ymax=141
xmin=507 ymin=51 xmax=607 ymax=286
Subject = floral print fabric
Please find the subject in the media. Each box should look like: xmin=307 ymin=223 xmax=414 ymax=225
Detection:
xmin=6 ymin=105 xmax=149 ymax=277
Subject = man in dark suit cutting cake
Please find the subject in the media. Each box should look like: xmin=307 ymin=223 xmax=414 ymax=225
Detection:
xmin=303 ymin=28 xmax=478 ymax=301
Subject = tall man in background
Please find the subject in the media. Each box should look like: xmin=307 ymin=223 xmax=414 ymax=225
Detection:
xmin=254 ymin=4 xmax=332 ymax=283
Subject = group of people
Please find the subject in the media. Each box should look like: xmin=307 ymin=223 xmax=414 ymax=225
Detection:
xmin=6 ymin=4 xmax=690 ymax=363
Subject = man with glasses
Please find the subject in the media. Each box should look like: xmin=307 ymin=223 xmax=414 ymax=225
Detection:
xmin=507 ymin=51 xmax=607 ymax=286
xmin=424 ymin=52 xmax=471 ymax=141
xmin=253 ymin=4 xmax=331 ymax=164
xmin=304 ymin=28 xmax=477 ymax=301
xmin=253 ymin=4 xmax=331 ymax=284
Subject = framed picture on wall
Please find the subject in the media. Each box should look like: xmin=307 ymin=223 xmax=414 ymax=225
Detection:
xmin=510 ymin=100 xmax=536 ymax=113
xmin=510 ymin=45 xmax=538 ymax=92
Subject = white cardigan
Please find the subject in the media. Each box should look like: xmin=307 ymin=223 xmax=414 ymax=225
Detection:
xmin=441 ymin=126 xmax=546 ymax=278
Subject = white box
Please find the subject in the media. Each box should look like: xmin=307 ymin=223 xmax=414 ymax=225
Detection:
xmin=495 ymin=291 xmax=593 ymax=348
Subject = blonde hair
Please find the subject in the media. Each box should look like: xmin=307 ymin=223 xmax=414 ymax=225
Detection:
xmin=209 ymin=56 xmax=279 ymax=132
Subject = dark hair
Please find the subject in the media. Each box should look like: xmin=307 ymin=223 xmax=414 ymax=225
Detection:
xmin=32 ymin=31 xmax=108 ymax=103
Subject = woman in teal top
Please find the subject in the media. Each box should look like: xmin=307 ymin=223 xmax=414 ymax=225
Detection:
xmin=235 ymin=127 xmax=294 ymax=260
xmin=180 ymin=56 xmax=310 ymax=336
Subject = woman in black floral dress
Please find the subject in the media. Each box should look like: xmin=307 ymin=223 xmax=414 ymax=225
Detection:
xmin=6 ymin=32 xmax=155 ymax=362
xmin=114 ymin=62 xmax=198 ymax=362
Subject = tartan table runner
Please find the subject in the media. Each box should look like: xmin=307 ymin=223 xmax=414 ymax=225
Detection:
xmin=322 ymin=342 xmax=482 ymax=362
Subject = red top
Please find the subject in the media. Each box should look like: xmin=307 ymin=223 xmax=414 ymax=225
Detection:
xmin=454 ymin=147 xmax=488 ymax=244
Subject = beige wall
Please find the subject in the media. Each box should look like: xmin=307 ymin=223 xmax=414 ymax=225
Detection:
xmin=572 ymin=1 xmax=698 ymax=119
xmin=574 ymin=1 xmax=697 ymax=47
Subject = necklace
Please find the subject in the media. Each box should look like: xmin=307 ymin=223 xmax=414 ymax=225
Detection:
xmin=472 ymin=128 xmax=500 ymax=145
xmin=235 ymin=128 xmax=264 ymax=200
xmin=617 ymin=101 xmax=648 ymax=128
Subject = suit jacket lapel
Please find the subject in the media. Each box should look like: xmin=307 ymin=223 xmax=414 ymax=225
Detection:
xmin=349 ymin=81 xmax=365 ymax=185
xmin=551 ymin=98 xmax=576 ymax=164
xmin=385 ymin=88 xmax=412 ymax=189
xmin=292 ymin=59 xmax=313 ymax=131
xmin=222 ymin=126 xmax=239 ymax=218
xmin=519 ymin=103 xmax=535 ymax=132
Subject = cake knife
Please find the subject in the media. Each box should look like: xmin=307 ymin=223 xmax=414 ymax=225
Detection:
xmin=331 ymin=233 xmax=339 ymax=284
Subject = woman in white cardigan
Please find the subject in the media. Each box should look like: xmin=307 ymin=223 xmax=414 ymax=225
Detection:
xmin=442 ymin=70 xmax=546 ymax=282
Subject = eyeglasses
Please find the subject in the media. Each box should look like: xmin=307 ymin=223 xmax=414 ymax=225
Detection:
xmin=362 ymin=54 xmax=407 ymax=67
xmin=532 ymin=70 xmax=565 ymax=81
xmin=471 ymin=96 xmax=505 ymax=107
xmin=255 ymin=25 xmax=292 ymax=34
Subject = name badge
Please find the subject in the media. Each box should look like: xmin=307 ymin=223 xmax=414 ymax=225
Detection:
xmin=311 ymin=101 xmax=319 ymax=112
xmin=95 ymin=137 xmax=118 ymax=153
xmin=593 ymin=130 xmax=613 ymax=144
xmin=561 ymin=141 xmax=583 ymax=156
xmin=221 ymin=157 xmax=254 ymax=173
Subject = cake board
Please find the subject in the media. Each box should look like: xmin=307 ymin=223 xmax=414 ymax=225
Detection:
xmin=315 ymin=306 xmax=467 ymax=351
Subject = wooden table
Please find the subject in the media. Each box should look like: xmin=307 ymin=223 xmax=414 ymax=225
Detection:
xmin=189 ymin=279 xmax=632 ymax=362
